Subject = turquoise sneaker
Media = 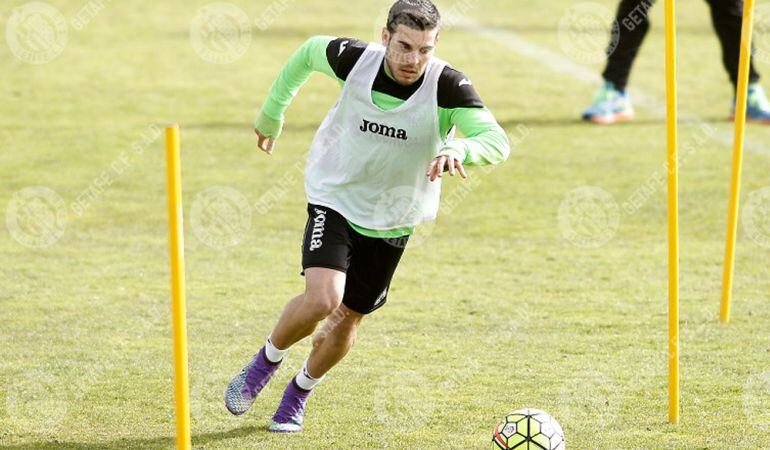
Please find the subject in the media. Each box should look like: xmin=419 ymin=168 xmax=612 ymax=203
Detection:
xmin=581 ymin=81 xmax=634 ymax=125
xmin=730 ymin=83 xmax=770 ymax=123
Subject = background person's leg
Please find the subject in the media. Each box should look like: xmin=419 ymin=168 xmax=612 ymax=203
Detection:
xmin=706 ymin=0 xmax=770 ymax=122
xmin=705 ymin=0 xmax=760 ymax=87
xmin=603 ymin=0 xmax=656 ymax=91
xmin=584 ymin=0 xmax=654 ymax=123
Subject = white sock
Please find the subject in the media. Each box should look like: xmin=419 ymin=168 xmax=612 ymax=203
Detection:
xmin=295 ymin=359 xmax=324 ymax=391
xmin=264 ymin=335 xmax=289 ymax=363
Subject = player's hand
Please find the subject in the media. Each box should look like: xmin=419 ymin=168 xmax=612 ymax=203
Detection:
xmin=255 ymin=129 xmax=276 ymax=155
xmin=426 ymin=154 xmax=468 ymax=182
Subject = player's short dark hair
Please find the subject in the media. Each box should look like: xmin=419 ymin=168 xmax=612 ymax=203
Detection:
xmin=386 ymin=0 xmax=441 ymax=33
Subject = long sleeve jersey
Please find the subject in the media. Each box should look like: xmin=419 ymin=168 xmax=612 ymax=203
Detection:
xmin=255 ymin=36 xmax=510 ymax=237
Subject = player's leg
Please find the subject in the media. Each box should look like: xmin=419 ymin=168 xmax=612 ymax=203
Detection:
xmin=306 ymin=304 xmax=364 ymax=377
xmin=224 ymin=205 xmax=351 ymax=416
xmin=306 ymin=231 xmax=406 ymax=378
xmin=270 ymin=267 xmax=347 ymax=350
xmin=705 ymin=0 xmax=770 ymax=122
xmin=269 ymin=230 xmax=408 ymax=432
xmin=223 ymin=268 xmax=345 ymax=416
xmin=268 ymin=304 xmax=365 ymax=433
xmin=583 ymin=0 xmax=654 ymax=123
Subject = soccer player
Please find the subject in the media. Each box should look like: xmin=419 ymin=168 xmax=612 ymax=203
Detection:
xmin=224 ymin=0 xmax=510 ymax=433
xmin=583 ymin=0 xmax=770 ymax=124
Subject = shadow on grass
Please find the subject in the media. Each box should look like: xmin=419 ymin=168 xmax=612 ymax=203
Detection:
xmin=481 ymin=23 xmax=719 ymax=37
xmin=499 ymin=115 xmax=734 ymax=129
xmin=184 ymin=121 xmax=322 ymax=132
xmin=184 ymin=122 xmax=252 ymax=130
xmin=498 ymin=117 xmax=665 ymax=128
xmin=0 ymin=425 xmax=266 ymax=450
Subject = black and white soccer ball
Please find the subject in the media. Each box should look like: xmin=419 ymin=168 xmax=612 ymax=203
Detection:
xmin=492 ymin=408 xmax=565 ymax=449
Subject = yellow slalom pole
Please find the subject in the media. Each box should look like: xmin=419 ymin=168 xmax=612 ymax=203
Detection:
xmin=664 ymin=0 xmax=679 ymax=425
xmin=720 ymin=0 xmax=755 ymax=324
xmin=165 ymin=125 xmax=192 ymax=450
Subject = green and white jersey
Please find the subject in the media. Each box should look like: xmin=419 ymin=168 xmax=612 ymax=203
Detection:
xmin=306 ymin=43 xmax=449 ymax=230
xmin=255 ymin=36 xmax=510 ymax=236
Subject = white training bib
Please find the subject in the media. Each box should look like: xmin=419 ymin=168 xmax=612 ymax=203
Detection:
xmin=305 ymin=43 xmax=450 ymax=230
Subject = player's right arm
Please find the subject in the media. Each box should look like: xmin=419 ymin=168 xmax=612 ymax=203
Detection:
xmin=254 ymin=36 xmax=365 ymax=154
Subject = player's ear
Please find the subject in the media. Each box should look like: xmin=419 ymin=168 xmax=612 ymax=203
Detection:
xmin=381 ymin=27 xmax=389 ymax=47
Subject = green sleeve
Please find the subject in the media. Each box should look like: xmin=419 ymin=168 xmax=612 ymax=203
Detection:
xmin=255 ymin=35 xmax=337 ymax=138
xmin=347 ymin=221 xmax=414 ymax=238
xmin=437 ymin=107 xmax=511 ymax=166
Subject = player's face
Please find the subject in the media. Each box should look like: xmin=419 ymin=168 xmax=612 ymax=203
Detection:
xmin=382 ymin=24 xmax=439 ymax=86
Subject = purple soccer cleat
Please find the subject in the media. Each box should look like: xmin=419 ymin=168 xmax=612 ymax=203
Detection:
xmin=268 ymin=377 xmax=313 ymax=433
xmin=224 ymin=347 xmax=281 ymax=416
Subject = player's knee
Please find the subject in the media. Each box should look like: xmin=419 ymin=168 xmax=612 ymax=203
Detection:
xmin=336 ymin=320 xmax=359 ymax=344
xmin=314 ymin=321 xmax=357 ymax=350
xmin=304 ymin=286 xmax=342 ymax=321
xmin=314 ymin=308 xmax=362 ymax=344
xmin=311 ymin=328 xmax=325 ymax=348
xmin=331 ymin=309 xmax=363 ymax=337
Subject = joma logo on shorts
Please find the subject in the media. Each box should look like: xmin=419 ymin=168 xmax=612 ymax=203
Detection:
xmin=359 ymin=119 xmax=408 ymax=140
xmin=309 ymin=208 xmax=326 ymax=252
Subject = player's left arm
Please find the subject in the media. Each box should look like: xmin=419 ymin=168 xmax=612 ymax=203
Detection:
xmin=427 ymin=67 xmax=510 ymax=181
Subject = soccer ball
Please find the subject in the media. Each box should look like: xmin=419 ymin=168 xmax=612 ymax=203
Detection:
xmin=492 ymin=408 xmax=565 ymax=449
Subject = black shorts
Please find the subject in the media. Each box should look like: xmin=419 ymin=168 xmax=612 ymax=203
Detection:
xmin=301 ymin=204 xmax=408 ymax=314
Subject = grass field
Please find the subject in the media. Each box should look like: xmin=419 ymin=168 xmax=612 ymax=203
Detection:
xmin=1 ymin=0 xmax=770 ymax=448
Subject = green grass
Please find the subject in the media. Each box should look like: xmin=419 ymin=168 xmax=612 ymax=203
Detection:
xmin=1 ymin=0 xmax=769 ymax=448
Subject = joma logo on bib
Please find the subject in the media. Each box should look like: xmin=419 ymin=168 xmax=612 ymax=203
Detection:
xmin=359 ymin=119 xmax=408 ymax=141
